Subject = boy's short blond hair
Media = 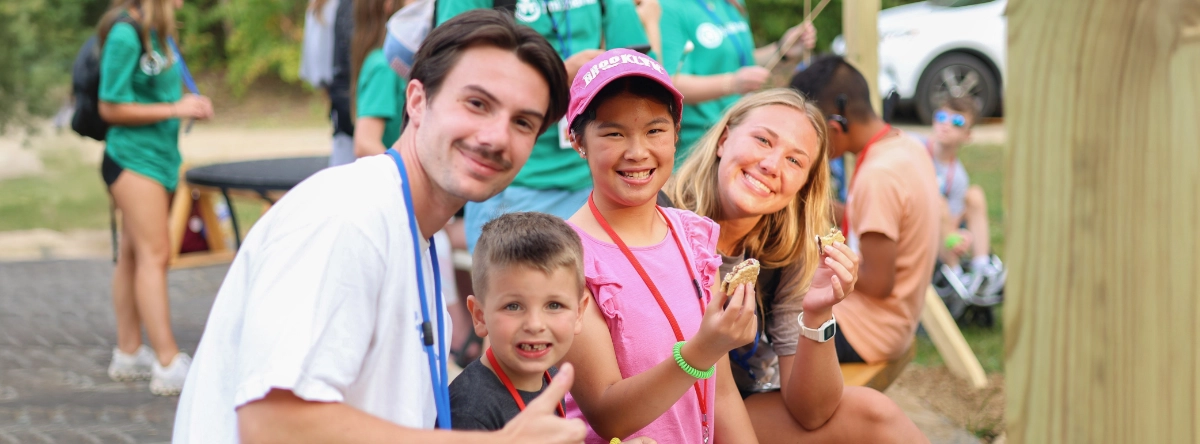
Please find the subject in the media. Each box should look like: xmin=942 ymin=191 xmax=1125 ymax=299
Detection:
xmin=939 ymin=96 xmax=981 ymax=128
xmin=471 ymin=212 xmax=585 ymax=300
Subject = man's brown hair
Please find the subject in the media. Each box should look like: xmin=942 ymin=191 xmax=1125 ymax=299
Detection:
xmin=405 ymin=10 xmax=569 ymax=136
xmin=471 ymin=212 xmax=584 ymax=300
xmin=939 ymin=96 xmax=980 ymax=127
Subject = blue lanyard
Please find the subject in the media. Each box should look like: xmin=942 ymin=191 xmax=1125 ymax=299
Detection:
xmin=542 ymin=0 xmax=571 ymax=58
xmin=694 ymin=0 xmax=749 ymax=67
xmin=386 ymin=148 xmax=451 ymax=429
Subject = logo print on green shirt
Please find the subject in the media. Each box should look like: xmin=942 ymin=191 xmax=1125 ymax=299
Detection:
xmin=516 ymin=0 xmax=542 ymax=22
xmin=696 ymin=22 xmax=725 ymax=49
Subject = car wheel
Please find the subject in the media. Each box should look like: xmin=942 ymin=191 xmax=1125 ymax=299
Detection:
xmin=915 ymin=53 xmax=1000 ymax=125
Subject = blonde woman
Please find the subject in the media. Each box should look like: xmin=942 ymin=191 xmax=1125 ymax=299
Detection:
xmin=667 ymin=89 xmax=927 ymax=442
xmin=97 ymin=0 xmax=213 ymax=395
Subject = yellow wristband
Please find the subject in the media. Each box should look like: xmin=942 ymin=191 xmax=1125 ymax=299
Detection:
xmin=610 ymin=439 xmax=621 ymax=444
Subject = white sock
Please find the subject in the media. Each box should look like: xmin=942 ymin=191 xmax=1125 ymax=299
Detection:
xmin=971 ymin=256 xmax=991 ymax=271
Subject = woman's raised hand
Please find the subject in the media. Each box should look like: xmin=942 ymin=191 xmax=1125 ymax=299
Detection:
xmin=802 ymin=242 xmax=859 ymax=313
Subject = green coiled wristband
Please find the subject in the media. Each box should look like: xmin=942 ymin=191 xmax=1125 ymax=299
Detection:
xmin=673 ymin=341 xmax=716 ymax=379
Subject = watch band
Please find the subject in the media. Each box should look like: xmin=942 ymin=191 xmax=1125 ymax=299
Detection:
xmin=798 ymin=313 xmax=837 ymax=343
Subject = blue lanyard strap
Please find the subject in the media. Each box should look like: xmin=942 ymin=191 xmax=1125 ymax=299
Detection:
xmin=694 ymin=0 xmax=749 ymax=67
xmin=542 ymin=0 xmax=571 ymax=58
xmin=386 ymin=148 xmax=451 ymax=429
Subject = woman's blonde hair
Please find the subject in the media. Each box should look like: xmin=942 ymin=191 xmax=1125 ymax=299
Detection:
xmin=668 ymin=88 xmax=833 ymax=302
xmin=98 ymin=0 xmax=178 ymax=64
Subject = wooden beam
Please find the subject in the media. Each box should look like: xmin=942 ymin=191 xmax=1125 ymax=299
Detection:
xmin=920 ymin=286 xmax=988 ymax=388
xmin=1006 ymin=1 xmax=1200 ymax=442
xmin=842 ymin=0 xmax=881 ymax=115
xmin=841 ymin=341 xmax=915 ymax=391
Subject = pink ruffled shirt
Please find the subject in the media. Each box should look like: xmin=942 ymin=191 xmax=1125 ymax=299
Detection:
xmin=564 ymin=208 xmax=722 ymax=444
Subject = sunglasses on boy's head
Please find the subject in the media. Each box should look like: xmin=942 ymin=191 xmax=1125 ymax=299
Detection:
xmin=935 ymin=111 xmax=967 ymax=128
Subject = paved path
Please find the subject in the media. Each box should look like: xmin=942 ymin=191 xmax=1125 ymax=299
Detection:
xmin=0 ymin=260 xmax=225 ymax=444
xmin=0 ymin=259 xmax=980 ymax=443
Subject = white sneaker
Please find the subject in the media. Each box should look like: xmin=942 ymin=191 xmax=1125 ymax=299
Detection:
xmin=108 ymin=345 xmax=155 ymax=381
xmin=150 ymin=352 xmax=192 ymax=396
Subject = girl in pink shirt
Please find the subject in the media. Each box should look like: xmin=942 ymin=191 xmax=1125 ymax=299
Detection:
xmin=559 ymin=49 xmax=760 ymax=444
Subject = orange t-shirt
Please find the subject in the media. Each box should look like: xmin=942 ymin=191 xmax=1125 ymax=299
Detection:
xmin=834 ymin=133 xmax=941 ymax=363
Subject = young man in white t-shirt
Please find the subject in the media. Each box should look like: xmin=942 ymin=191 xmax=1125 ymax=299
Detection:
xmin=173 ymin=11 xmax=585 ymax=443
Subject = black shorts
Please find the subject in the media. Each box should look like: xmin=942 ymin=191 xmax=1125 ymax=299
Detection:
xmin=834 ymin=328 xmax=865 ymax=363
xmin=101 ymin=151 xmax=123 ymax=187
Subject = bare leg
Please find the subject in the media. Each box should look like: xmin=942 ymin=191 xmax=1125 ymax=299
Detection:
xmin=746 ymin=387 xmax=928 ymax=444
xmin=112 ymin=207 xmax=142 ymax=354
xmin=110 ymin=171 xmax=180 ymax=366
xmin=965 ymin=185 xmax=991 ymax=259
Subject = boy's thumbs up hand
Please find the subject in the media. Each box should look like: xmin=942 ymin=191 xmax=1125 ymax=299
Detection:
xmin=499 ymin=363 xmax=586 ymax=444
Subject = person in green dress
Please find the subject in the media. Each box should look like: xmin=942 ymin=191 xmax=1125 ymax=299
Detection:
xmin=351 ymin=0 xmax=407 ymax=157
xmin=659 ymin=0 xmax=815 ymax=162
xmin=97 ymin=0 xmax=213 ymax=396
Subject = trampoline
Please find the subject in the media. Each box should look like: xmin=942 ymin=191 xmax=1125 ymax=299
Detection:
xmin=184 ymin=156 xmax=329 ymax=248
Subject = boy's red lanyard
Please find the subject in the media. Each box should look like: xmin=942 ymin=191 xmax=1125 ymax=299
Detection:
xmin=485 ymin=348 xmax=565 ymax=417
xmin=842 ymin=124 xmax=894 ymax=236
xmin=587 ymin=194 xmax=712 ymax=443
xmin=925 ymin=140 xmax=955 ymax=198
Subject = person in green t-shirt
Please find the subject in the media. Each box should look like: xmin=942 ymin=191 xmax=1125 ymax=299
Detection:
xmin=351 ymin=0 xmax=406 ymax=158
xmin=437 ymin=0 xmax=650 ymax=253
xmin=659 ymin=0 xmax=815 ymax=163
xmin=96 ymin=0 xmax=214 ymax=397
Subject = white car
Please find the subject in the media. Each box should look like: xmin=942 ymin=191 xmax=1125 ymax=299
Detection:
xmin=832 ymin=0 xmax=1007 ymax=124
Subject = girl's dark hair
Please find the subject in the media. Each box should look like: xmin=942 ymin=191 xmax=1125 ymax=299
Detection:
xmin=350 ymin=0 xmax=403 ymax=118
xmin=568 ymin=76 xmax=679 ymax=138
xmin=406 ymin=10 xmax=569 ymax=135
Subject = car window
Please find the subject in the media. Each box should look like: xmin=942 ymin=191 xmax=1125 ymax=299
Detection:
xmin=929 ymin=0 xmax=994 ymax=6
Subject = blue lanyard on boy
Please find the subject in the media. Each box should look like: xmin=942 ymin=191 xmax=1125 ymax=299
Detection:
xmin=542 ymin=0 xmax=571 ymax=58
xmin=694 ymin=0 xmax=749 ymax=67
xmin=386 ymin=148 xmax=451 ymax=429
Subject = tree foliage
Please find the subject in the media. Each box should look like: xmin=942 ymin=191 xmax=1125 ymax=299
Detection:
xmin=0 ymin=0 xmax=110 ymax=132
xmin=747 ymin=0 xmax=922 ymax=51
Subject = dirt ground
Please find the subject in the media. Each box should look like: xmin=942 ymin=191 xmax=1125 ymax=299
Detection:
xmin=894 ymin=366 xmax=1007 ymax=442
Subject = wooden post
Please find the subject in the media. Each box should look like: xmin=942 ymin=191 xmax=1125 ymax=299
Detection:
xmin=841 ymin=0 xmax=881 ymax=115
xmin=1006 ymin=1 xmax=1200 ymax=442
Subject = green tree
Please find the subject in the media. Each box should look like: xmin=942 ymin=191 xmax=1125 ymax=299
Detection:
xmin=0 ymin=0 xmax=110 ymax=132
xmin=746 ymin=0 xmax=922 ymax=52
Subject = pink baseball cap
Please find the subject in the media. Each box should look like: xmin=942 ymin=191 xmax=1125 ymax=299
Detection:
xmin=566 ymin=48 xmax=684 ymax=129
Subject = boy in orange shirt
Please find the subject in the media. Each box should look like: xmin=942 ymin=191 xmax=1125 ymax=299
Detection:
xmin=790 ymin=56 xmax=942 ymax=364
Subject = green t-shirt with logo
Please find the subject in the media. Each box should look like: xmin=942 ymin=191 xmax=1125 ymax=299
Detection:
xmin=660 ymin=0 xmax=754 ymax=164
xmin=357 ymin=48 xmax=407 ymax=149
xmin=438 ymin=0 xmax=649 ymax=191
xmin=99 ymin=21 xmax=184 ymax=190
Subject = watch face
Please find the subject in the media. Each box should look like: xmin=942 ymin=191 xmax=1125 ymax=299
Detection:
xmin=822 ymin=324 xmax=836 ymax=341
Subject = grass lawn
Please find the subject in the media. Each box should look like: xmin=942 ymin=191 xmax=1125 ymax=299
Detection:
xmin=0 ymin=142 xmax=269 ymax=235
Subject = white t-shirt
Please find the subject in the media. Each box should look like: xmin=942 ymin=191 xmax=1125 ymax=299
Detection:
xmin=173 ymin=155 xmax=452 ymax=442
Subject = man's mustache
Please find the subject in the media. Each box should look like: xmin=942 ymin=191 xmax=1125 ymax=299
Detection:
xmin=455 ymin=140 xmax=512 ymax=172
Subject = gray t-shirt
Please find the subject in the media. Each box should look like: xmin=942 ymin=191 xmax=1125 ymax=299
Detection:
xmin=920 ymin=137 xmax=971 ymax=217
xmin=447 ymin=359 xmax=560 ymax=430
xmin=722 ymin=253 xmax=804 ymax=396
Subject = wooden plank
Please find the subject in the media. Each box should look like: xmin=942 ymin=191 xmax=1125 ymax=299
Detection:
xmin=194 ymin=191 xmax=229 ymax=254
xmin=840 ymin=342 xmax=914 ymax=391
xmin=841 ymin=0 xmax=881 ymax=115
xmin=167 ymin=169 xmax=193 ymax=265
xmin=171 ymin=250 xmax=236 ymax=269
xmin=920 ymin=286 xmax=987 ymax=389
xmin=1006 ymin=1 xmax=1200 ymax=442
